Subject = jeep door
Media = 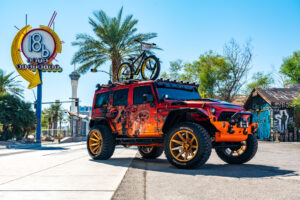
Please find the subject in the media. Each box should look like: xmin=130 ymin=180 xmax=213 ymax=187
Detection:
xmin=109 ymin=88 xmax=130 ymax=135
xmin=127 ymin=85 xmax=159 ymax=137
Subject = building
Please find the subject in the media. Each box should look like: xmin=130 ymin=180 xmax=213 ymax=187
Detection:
xmin=244 ymin=88 xmax=300 ymax=140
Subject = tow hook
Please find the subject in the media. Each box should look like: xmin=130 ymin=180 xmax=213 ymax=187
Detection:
xmin=243 ymin=128 xmax=248 ymax=135
xmin=228 ymin=125 xmax=235 ymax=134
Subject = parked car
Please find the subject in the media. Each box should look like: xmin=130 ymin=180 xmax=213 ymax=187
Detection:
xmin=87 ymin=79 xmax=258 ymax=169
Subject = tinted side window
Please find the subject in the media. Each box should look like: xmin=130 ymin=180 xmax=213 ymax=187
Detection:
xmin=113 ymin=89 xmax=129 ymax=106
xmin=94 ymin=92 xmax=110 ymax=108
xmin=133 ymin=85 xmax=154 ymax=105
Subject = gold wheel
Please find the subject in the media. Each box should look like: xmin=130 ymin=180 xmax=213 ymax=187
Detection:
xmin=88 ymin=130 xmax=103 ymax=155
xmin=140 ymin=146 xmax=153 ymax=154
xmin=224 ymin=141 xmax=247 ymax=157
xmin=169 ymin=130 xmax=198 ymax=162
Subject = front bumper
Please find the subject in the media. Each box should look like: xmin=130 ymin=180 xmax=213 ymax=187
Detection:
xmin=210 ymin=112 xmax=258 ymax=142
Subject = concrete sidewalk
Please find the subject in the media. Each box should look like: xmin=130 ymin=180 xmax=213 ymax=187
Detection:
xmin=0 ymin=144 xmax=137 ymax=200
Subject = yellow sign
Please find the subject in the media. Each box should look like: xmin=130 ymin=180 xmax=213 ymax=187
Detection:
xmin=11 ymin=25 xmax=62 ymax=89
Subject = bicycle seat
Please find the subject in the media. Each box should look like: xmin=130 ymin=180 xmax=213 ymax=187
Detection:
xmin=128 ymin=57 xmax=135 ymax=61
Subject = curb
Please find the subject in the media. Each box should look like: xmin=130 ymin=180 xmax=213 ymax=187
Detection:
xmin=6 ymin=143 xmax=41 ymax=149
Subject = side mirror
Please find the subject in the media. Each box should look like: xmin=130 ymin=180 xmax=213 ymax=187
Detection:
xmin=143 ymin=94 xmax=154 ymax=103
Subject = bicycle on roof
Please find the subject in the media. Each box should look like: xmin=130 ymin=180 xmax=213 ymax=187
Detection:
xmin=117 ymin=40 xmax=160 ymax=82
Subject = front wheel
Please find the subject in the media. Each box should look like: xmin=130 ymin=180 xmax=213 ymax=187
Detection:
xmin=141 ymin=55 xmax=160 ymax=80
xmin=215 ymin=134 xmax=258 ymax=164
xmin=138 ymin=146 xmax=164 ymax=159
xmin=87 ymin=125 xmax=115 ymax=160
xmin=117 ymin=62 xmax=133 ymax=82
xmin=164 ymin=122 xmax=212 ymax=169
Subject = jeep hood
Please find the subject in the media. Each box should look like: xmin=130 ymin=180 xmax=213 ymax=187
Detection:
xmin=183 ymin=98 xmax=244 ymax=111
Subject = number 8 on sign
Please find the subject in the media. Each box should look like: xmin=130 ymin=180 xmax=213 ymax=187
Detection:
xmin=28 ymin=33 xmax=50 ymax=58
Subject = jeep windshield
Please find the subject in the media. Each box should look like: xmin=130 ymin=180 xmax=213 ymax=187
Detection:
xmin=156 ymin=83 xmax=201 ymax=101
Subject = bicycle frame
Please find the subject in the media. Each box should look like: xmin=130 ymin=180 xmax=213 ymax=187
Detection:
xmin=130 ymin=51 xmax=147 ymax=75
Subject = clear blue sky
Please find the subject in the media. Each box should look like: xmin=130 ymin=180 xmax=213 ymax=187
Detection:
xmin=0 ymin=0 xmax=300 ymax=109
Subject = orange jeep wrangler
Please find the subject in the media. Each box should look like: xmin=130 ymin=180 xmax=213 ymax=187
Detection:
xmin=87 ymin=79 xmax=258 ymax=169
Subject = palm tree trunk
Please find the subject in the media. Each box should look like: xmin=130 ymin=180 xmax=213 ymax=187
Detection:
xmin=112 ymin=55 xmax=121 ymax=82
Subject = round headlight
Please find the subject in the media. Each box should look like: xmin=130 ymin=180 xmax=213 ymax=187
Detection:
xmin=210 ymin=107 xmax=216 ymax=115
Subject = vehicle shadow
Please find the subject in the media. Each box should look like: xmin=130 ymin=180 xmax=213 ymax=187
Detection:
xmin=91 ymin=157 xmax=298 ymax=178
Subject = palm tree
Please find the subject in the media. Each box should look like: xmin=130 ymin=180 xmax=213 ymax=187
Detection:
xmin=0 ymin=69 xmax=23 ymax=97
xmin=71 ymin=7 xmax=158 ymax=82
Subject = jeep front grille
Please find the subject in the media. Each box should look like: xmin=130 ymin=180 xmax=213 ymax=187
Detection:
xmin=218 ymin=111 xmax=236 ymax=121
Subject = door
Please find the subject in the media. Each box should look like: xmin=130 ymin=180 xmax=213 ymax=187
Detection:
xmin=127 ymin=85 xmax=158 ymax=137
xmin=109 ymin=88 xmax=129 ymax=135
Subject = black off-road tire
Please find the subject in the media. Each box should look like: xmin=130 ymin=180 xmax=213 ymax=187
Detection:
xmin=164 ymin=122 xmax=212 ymax=169
xmin=138 ymin=146 xmax=164 ymax=159
xmin=215 ymin=134 xmax=258 ymax=164
xmin=117 ymin=62 xmax=133 ymax=82
xmin=141 ymin=55 xmax=160 ymax=80
xmin=87 ymin=125 xmax=115 ymax=160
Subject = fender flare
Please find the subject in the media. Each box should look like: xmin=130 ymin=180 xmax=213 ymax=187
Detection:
xmin=89 ymin=117 xmax=111 ymax=129
xmin=162 ymin=108 xmax=210 ymax=133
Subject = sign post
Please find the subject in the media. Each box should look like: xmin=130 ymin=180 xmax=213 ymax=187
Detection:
xmin=11 ymin=20 xmax=62 ymax=143
xmin=36 ymin=71 xmax=42 ymax=142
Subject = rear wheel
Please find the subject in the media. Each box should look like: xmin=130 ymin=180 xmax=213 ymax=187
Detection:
xmin=164 ymin=122 xmax=212 ymax=169
xmin=141 ymin=55 xmax=160 ymax=80
xmin=138 ymin=146 xmax=164 ymax=159
xmin=117 ymin=62 xmax=133 ymax=82
xmin=87 ymin=125 xmax=115 ymax=160
xmin=215 ymin=134 xmax=258 ymax=164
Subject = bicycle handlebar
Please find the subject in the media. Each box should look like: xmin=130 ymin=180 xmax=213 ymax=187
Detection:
xmin=134 ymin=40 xmax=156 ymax=46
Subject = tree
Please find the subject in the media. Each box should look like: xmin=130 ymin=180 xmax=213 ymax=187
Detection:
xmin=217 ymin=39 xmax=252 ymax=102
xmin=183 ymin=51 xmax=228 ymax=98
xmin=280 ymin=51 xmax=300 ymax=84
xmin=72 ymin=7 xmax=158 ymax=82
xmin=160 ymin=60 xmax=184 ymax=80
xmin=0 ymin=93 xmax=35 ymax=140
xmin=42 ymin=103 xmax=66 ymax=136
xmin=0 ymin=69 xmax=23 ymax=97
xmin=246 ymin=72 xmax=274 ymax=93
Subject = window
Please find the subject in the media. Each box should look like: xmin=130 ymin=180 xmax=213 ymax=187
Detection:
xmin=157 ymin=87 xmax=200 ymax=101
xmin=94 ymin=92 xmax=110 ymax=108
xmin=133 ymin=85 xmax=154 ymax=104
xmin=113 ymin=88 xmax=129 ymax=106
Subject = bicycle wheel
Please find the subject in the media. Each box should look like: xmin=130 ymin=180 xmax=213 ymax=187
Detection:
xmin=141 ymin=55 xmax=160 ymax=80
xmin=117 ymin=62 xmax=133 ymax=82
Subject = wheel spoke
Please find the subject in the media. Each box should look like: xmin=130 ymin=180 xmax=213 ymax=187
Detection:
xmin=92 ymin=146 xmax=98 ymax=153
xmin=184 ymin=152 xmax=188 ymax=160
xmin=190 ymin=137 xmax=195 ymax=143
xmin=185 ymin=132 xmax=189 ymax=142
xmin=172 ymin=146 xmax=182 ymax=151
xmin=172 ymin=139 xmax=184 ymax=145
xmin=176 ymin=150 xmax=184 ymax=158
xmin=177 ymin=133 xmax=186 ymax=143
xmin=90 ymin=138 xmax=99 ymax=142
xmin=91 ymin=143 xmax=99 ymax=146
xmin=93 ymin=133 xmax=100 ymax=140
xmin=191 ymin=145 xmax=197 ymax=149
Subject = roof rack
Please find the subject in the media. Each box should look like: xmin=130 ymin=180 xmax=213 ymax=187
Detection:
xmin=95 ymin=78 xmax=199 ymax=91
xmin=155 ymin=78 xmax=199 ymax=87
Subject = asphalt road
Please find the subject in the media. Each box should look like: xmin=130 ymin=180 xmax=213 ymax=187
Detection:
xmin=113 ymin=142 xmax=300 ymax=200
xmin=0 ymin=141 xmax=299 ymax=200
